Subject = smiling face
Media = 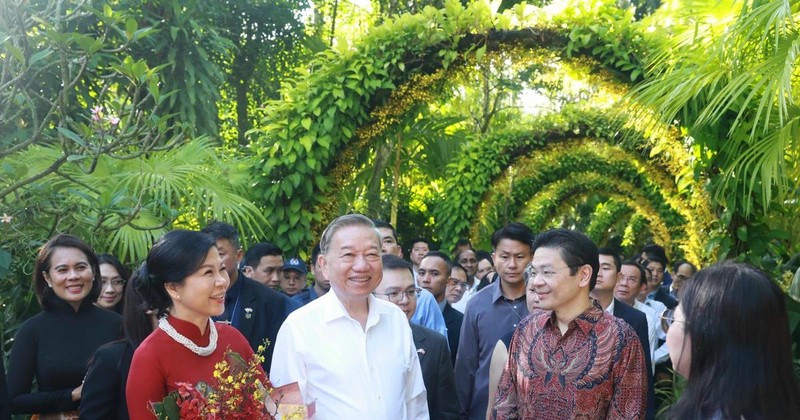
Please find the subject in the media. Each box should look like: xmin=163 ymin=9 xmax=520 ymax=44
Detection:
xmin=44 ymin=247 xmax=95 ymax=310
xmin=97 ymin=263 xmax=125 ymax=309
xmin=530 ymin=247 xmax=589 ymax=313
xmin=167 ymin=247 xmax=230 ymax=323
xmin=493 ymin=239 xmax=532 ymax=287
xmin=418 ymin=255 xmax=449 ymax=302
xmin=320 ymin=225 xmax=383 ymax=305
xmin=667 ymin=304 xmax=691 ymax=377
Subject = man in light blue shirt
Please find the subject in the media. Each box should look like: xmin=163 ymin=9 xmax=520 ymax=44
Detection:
xmin=374 ymin=220 xmax=448 ymax=339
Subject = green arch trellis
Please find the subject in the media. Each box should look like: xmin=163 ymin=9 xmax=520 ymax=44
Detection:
xmin=249 ymin=0 xmax=714 ymax=257
xmin=436 ymin=107 xmax=716 ymax=264
xmin=585 ymin=200 xmax=644 ymax=247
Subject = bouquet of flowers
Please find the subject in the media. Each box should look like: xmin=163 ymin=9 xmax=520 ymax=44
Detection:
xmin=151 ymin=345 xmax=313 ymax=419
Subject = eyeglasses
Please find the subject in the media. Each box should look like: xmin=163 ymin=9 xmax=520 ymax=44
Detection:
xmin=101 ymin=278 xmax=126 ymax=287
xmin=373 ymin=287 xmax=422 ymax=303
xmin=447 ymin=278 xmax=470 ymax=290
xmin=660 ymin=309 xmax=683 ymax=330
xmin=527 ymin=264 xmax=583 ymax=280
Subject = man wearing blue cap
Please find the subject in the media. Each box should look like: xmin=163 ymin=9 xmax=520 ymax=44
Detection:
xmin=281 ymin=257 xmax=308 ymax=297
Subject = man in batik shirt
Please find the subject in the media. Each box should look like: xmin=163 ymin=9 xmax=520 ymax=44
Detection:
xmin=493 ymin=229 xmax=647 ymax=419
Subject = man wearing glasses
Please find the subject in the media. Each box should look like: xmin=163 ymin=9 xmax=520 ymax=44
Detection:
xmin=417 ymin=251 xmax=464 ymax=365
xmin=493 ymin=229 xmax=647 ymax=419
xmin=374 ymin=254 xmax=459 ymax=419
xmin=270 ymin=214 xmax=428 ymax=419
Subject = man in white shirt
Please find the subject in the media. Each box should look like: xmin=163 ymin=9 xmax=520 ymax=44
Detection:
xmin=450 ymin=248 xmax=479 ymax=313
xmin=615 ymin=260 xmax=667 ymax=367
xmin=270 ymin=214 xmax=429 ymax=419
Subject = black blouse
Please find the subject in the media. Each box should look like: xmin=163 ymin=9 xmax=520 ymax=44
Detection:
xmin=78 ymin=340 xmax=133 ymax=420
xmin=7 ymin=297 xmax=121 ymax=414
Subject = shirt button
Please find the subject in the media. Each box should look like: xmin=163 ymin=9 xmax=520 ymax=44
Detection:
xmin=513 ymin=323 xmax=517 ymax=327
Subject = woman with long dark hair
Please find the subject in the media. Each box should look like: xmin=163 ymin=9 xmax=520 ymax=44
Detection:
xmin=667 ymin=262 xmax=800 ymax=419
xmin=125 ymin=230 xmax=261 ymax=419
xmin=7 ymin=234 xmax=121 ymax=417
xmin=95 ymin=254 xmax=129 ymax=314
xmin=80 ymin=267 xmax=156 ymax=419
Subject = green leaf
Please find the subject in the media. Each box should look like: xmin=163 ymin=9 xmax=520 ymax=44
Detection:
xmin=57 ymin=127 xmax=88 ymax=148
xmin=29 ymin=48 xmax=53 ymax=66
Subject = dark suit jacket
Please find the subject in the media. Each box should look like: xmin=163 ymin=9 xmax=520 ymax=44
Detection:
xmin=235 ymin=275 xmax=301 ymax=371
xmin=442 ymin=303 xmax=463 ymax=365
xmin=410 ymin=323 xmax=459 ymax=420
xmin=653 ymin=286 xmax=678 ymax=309
xmin=613 ymin=298 xmax=655 ymax=420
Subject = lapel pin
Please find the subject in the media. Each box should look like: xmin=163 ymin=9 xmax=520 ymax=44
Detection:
xmin=245 ymin=307 xmax=253 ymax=319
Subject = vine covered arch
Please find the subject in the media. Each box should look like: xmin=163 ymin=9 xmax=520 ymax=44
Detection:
xmin=457 ymin=131 xmax=712 ymax=263
xmin=249 ymin=0 xmax=716 ymax=258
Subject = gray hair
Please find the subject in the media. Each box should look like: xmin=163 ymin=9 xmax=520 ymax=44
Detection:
xmin=319 ymin=214 xmax=379 ymax=255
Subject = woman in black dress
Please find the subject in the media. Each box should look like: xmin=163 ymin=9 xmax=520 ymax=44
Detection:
xmin=80 ymin=266 xmax=155 ymax=420
xmin=6 ymin=234 xmax=121 ymax=417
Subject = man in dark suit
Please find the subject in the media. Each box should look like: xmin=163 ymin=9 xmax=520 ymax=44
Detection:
xmin=377 ymin=255 xmax=459 ymax=419
xmin=594 ymin=247 xmax=655 ymax=420
xmin=417 ymin=251 xmax=463 ymax=365
xmin=202 ymin=222 xmax=300 ymax=371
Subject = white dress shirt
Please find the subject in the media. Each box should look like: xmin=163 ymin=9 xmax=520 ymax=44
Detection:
xmin=270 ymin=290 xmax=429 ymax=419
xmin=633 ymin=300 xmax=660 ymax=373
xmin=451 ymin=276 xmax=479 ymax=313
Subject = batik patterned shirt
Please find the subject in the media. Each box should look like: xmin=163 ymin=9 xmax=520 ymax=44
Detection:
xmin=493 ymin=302 xmax=647 ymax=419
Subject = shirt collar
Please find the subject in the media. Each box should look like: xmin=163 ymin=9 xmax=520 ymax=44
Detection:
xmin=536 ymin=301 xmax=604 ymax=335
xmin=319 ymin=290 xmax=391 ymax=326
xmin=605 ymin=298 xmax=615 ymax=314
xmin=225 ymin=273 xmax=245 ymax=300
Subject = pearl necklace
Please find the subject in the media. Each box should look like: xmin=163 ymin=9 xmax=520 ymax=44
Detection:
xmin=158 ymin=317 xmax=218 ymax=357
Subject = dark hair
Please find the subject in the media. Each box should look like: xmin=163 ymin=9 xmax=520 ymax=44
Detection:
xmin=673 ymin=260 xmax=697 ymax=274
xmin=476 ymin=250 xmax=493 ymax=267
xmin=597 ymin=247 xmax=621 ymax=273
xmin=310 ymin=242 xmax=321 ymax=266
xmin=134 ymin=230 xmax=217 ymax=317
xmin=122 ymin=268 xmax=155 ymax=347
xmin=97 ymin=253 xmax=130 ymax=313
xmin=621 ymin=260 xmax=648 ymax=287
xmin=491 ymin=222 xmax=534 ymax=250
xmin=454 ymin=247 xmax=476 ymax=263
xmin=451 ymin=263 xmax=468 ymax=278
xmin=531 ymin=229 xmax=599 ymax=290
xmin=372 ymin=219 xmax=398 ymax=242
xmin=320 ymin=214 xmax=377 ymax=255
xmin=243 ymin=242 xmax=282 ymax=267
xmin=34 ymin=234 xmax=101 ymax=310
xmin=641 ymin=244 xmax=668 ymax=267
xmin=406 ymin=237 xmax=430 ymax=253
xmin=422 ymin=250 xmax=453 ymax=276
xmin=670 ymin=262 xmax=800 ymax=419
xmin=201 ymin=221 xmax=240 ymax=249
xmin=381 ymin=254 xmax=413 ymax=277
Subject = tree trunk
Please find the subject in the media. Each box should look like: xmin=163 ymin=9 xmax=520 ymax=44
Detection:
xmin=366 ymin=140 xmax=392 ymax=218
xmin=236 ymin=78 xmax=249 ymax=146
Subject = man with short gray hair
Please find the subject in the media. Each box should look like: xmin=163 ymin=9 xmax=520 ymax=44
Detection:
xmin=270 ymin=214 xmax=429 ymax=419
